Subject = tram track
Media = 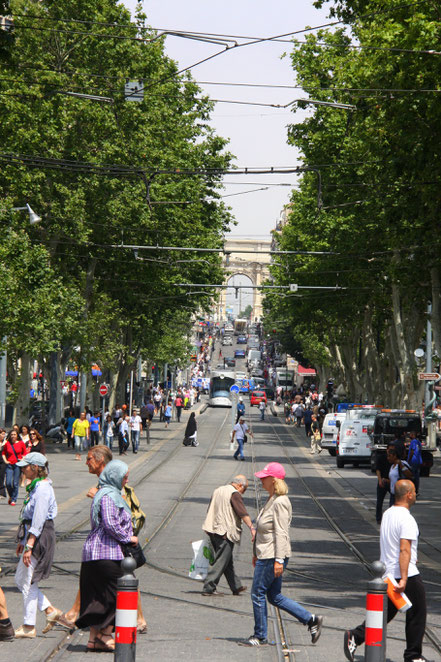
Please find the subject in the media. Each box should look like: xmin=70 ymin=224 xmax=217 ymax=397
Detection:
xmin=266 ymin=414 xmax=441 ymax=660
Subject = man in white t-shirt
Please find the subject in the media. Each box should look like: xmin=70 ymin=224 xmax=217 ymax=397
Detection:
xmin=129 ymin=410 xmax=143 ymax=454
xmin=344 ymin=480 xmax=427 ymax=662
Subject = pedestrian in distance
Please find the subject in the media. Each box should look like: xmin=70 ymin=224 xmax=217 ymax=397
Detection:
xmin=29 ymin=429 xmax=46 ymax=455
xmin=129 ymin=408 xmax=142 ymax=453
xmin=117 ymin=412 xmax=130 ymax=455
xmin=236 ymin=396 xmax=246 ymax=424
xmin=294 ymin=402 xmax=305 ymax=427
xmin=103 ymin=414 xmax=115 ymax=450
xmin=284 ymin=401 xmax=291 ymax=424
xmin=375 ymin=449 xmax=390 ymax=523
xmin=259 ymin=399 xmax=266 ymax=421
xmin=65 ymin=409 xmax=76 ymax=448
xmin=310 ymin=415 xmax=322 ymax=454
xmin=140 ymin=403 xmax=149 ymax=432
xmin=240 ymin=462 xmax=323 ymax=647
xmin=0 ymin=428 xmax=7 ymax=500
xmin=164 ymin=401 xmax=172 ymax=429
xmin=175 ymin=393 xmax=184 ymax=422
xmin=386 ymin=444 xmax=413 ymax=506
xmin=344 ymin=480 xmax=427 ymax=662
xmin=232 ymin=416 xmax=253 ymax=461
xmin=89 ymin=412 xmax=101 ymax=447
xmin=72 ymin=412 xmax=90 ymax=461
xmin=2 ymin=428 xmax=28 ymax=505
xmin=202 ymin=475 xmax=254 ymax=596
xmin=75 ymin=460 xmax=137 ymax=652
xmin=407 ymin=431 xmax=423 ymax=495
xmin=14 ymin=452 xmax=63 ymax=638
xmin=183 ymin=412 xmax=198 ymax=446
xmin=303 ymin=407 xmax=313 ymax=437
xmin=0 ymin=585 xmax=14 ymax=641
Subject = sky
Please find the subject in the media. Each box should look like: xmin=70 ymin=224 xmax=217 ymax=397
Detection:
xmin=122 ymin=0 xmax=331 ymax=239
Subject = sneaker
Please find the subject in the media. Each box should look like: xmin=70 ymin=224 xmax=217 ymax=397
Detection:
xmin=201 ymin=590 xmax=225 ymax=597
xmin=343 ymin=630 xmax=357 ymax=661
xmin=308 ymin=615 xmax=323 ymax=644
xmin=238 ymin=636 xmax=268 ymax=647
xmin=0 ymin=621 xmax=14 ymax=641
xmin=10 ymin=501 xmax=16 ymax=506
xmin=15 ymin=625 xmax=36 ymax=638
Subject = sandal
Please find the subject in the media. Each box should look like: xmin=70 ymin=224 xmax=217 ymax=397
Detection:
xmin=42 ymin=607 xmax=64 ymax=634
xmin=95 ymin=634 xmax=115 ymax=652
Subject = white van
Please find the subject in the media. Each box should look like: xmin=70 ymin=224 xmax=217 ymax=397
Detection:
xmin=247 ymin=349 xmax=261 ymax=365
xmin=321 ymin=412 xmax=347 ymax=455
xmin=336 ymin=406 xmax=383 ymax=468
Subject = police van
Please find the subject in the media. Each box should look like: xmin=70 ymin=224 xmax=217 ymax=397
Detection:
xmin=321 ymin=412 xmax=347 ymax=456
xmin=335 ymin=405 xmax=383 ymax=468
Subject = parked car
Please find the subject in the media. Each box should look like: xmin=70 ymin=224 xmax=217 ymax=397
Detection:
xmin=250 ymin=390 xmax=267 ymax=406
xmin=234 ymin=349 xmax=246 ymax=359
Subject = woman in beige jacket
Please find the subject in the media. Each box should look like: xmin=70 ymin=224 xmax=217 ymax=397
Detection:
xmin=240 ymin=462 xmax=323 ymax=647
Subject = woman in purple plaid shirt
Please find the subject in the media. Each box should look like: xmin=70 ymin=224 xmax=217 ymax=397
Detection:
xmin=75 ymin=460 xmax=138 ymax=652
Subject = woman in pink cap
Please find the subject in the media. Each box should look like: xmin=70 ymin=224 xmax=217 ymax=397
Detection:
xmin=240 ymin=462 xmax=323 ymax=647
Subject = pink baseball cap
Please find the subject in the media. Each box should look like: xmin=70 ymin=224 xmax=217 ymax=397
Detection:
xmin=255 ymin=462 xmax=286 ymax=480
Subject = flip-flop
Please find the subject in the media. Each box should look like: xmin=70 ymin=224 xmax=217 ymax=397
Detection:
xmin=137 ymin=623 xmax=148 ymax=634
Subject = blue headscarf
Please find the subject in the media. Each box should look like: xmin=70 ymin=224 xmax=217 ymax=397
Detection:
xmin=91 ymin=459 xmax=131 ymax=526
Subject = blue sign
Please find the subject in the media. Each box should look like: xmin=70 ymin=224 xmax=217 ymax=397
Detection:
xmin=230 ymin=384 xmax=240 ymax=394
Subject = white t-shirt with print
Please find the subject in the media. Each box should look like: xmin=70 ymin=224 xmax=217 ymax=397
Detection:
xmin=380 ymin=506 xmax=419 ymax=579
xmin=130 ymin=415 xmax=142 ymax=431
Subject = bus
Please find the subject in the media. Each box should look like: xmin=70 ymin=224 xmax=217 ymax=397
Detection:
xmin=208 ymin=370 xmax=236 ymax=407
xmin=234 ymin=318 xmax=247 ymax=336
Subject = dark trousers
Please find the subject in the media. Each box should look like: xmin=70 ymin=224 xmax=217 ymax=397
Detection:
xmin=203 ymin=533 xmax=242 ymax=594
xmin=0 ymin=461 xmax=6 ymax=497
xmin=305 ymin=422 xmax=312 ymax=437
xmin=90 ymin=430 xmax=100 ymax=447
xmin=376 ymin=483 xmax=389 ymax=523
xmin=351 ymin=574 xmax=426 ymax=662
xmin=176 ymin=406 xmax=182 ymax=422
xmin=118 ymin=431 xmax=128 ymax=455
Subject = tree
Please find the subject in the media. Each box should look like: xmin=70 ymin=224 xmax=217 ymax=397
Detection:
xmin=266 ymin=0 xmax=441 ymax=405
xmin=0 ymin=0 xmax=233 ymax=421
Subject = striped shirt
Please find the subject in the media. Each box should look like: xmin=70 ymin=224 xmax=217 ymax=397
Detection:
xmin=82 ymin=495 xmax=133 ymax=561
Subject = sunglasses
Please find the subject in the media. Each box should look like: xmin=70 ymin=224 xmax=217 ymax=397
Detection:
xmin=30 ymin=433 xmax=37 ymax=436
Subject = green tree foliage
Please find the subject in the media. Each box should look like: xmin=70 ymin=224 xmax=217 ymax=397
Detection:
xmin=265 ymin=0 xmax=441 ymax=405
xmin=0 ymin=0 xmax=233 ymax=414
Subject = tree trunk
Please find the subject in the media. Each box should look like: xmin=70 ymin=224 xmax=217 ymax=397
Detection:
xmin=431 ymin=265 xmax=441 ymax=358
xmin=14 ymin=353 xmax=32 ymax=423
xmin=391 ymin=279 xmax=417 ymax=408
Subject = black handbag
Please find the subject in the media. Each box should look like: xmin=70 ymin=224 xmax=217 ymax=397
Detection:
xmin=121 ymin=542 xmax=146 ymax=569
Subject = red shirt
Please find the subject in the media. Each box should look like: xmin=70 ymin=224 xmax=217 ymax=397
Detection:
xmin=2 ymin=440 xmax=28 ymax=464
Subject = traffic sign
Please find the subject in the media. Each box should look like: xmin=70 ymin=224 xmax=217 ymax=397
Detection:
xmin=99 ymin=384 xmax=108 ymax=396
xmin=418 ymin=372 xmax=441 ymax=381
xmin=230 ymin=384 xmax=240 ymax=394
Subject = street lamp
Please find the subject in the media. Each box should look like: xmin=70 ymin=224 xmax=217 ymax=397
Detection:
xmin=0 ymin=203 xmax=42 ymax=426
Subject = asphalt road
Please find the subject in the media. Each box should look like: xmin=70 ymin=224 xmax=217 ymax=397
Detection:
xmin=1 ymin=360 xmax=440 ymax=661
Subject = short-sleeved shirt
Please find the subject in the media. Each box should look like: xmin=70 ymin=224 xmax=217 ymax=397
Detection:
xmin=130 ymin=415 xmax=142 ymax=431
xmin=389 ymin=460 xmax=411 ymax=495
xmin=380 ymin=506 xmax=419 ymax=578
xmin=90 ymin=417 xmax=100 ymax=432
xmin=73 ymin=418 xmax=90 ymax=437
xmin=234 ymin=422 xmax=248 ymax=440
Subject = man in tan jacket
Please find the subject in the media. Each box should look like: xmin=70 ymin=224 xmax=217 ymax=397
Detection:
xmin=202 ymin=475 xmax=255 ymax=596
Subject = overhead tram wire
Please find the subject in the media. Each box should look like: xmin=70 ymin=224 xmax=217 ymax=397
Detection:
xmin=10 ymin=1 xmax=429 ymax=41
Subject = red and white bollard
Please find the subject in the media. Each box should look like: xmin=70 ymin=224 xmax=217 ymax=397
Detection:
xmin=365 ymin=561 xmax=387 ymax=662
xmin=115 ymin=557 xmax=138 ymax=662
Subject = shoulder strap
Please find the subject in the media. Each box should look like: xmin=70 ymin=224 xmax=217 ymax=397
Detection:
xmin=9 ymin=442 xmax=20 ymax=462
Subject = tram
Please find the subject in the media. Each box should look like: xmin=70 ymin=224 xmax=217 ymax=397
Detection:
xmin=208 ymin=369 xmax=236 ymax=407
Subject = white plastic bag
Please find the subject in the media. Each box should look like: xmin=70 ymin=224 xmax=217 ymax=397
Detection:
xmin=189 ymin=539 xmax=214 ymax=580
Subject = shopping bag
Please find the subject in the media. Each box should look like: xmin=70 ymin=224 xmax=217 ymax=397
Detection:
xmin=189 ymin=539 xmax=214 ymax=580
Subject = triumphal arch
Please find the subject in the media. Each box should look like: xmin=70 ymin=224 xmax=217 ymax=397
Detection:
xmin=215 ymin=237 xmax=271 ymax=321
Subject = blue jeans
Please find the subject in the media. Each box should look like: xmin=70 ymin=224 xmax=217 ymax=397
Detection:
xmin=6 ymin=464 xmax=21 ymax=502
xmin=251 ymin=558 xmax=312 ymax=640
xmin=131 ymin=430 xmax=140 ymax=452
xmin=234 ymin=438 xmax=244 ymax=460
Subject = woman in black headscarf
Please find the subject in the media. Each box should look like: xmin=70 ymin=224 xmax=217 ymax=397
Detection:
xmin=183 ymin=412 xmax=198 ymax=447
